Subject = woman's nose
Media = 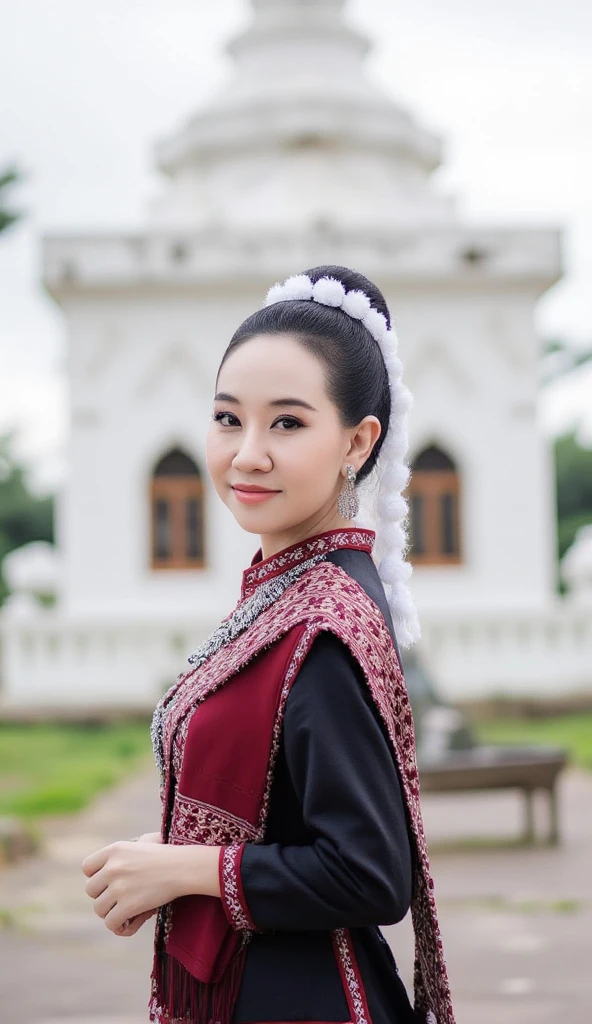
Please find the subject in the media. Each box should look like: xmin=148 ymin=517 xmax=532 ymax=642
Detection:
xmin=232 ymin=434 xmax=273 ymax=472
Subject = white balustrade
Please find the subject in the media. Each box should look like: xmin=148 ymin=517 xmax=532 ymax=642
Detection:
xmin=1 ymin=600 xmax=590 ymax=708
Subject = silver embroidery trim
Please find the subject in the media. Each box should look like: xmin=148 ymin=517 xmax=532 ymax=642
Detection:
xmin=220 ymin=843 xmax=255 ymax=931
xmin=169 ymin=793 xmax=262 ymax=846
xmin=334 ymin=927 xmax=369 ymax=1024
xmin=241 ymin=529 xmax=375 ymax=597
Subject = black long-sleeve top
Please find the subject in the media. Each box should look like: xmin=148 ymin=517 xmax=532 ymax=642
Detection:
xmin=230 ymin=547 xmax=418 ymax=1024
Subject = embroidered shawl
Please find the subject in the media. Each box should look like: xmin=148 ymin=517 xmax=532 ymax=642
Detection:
xmin=149 ymin=531 xmax=455 ymax=1024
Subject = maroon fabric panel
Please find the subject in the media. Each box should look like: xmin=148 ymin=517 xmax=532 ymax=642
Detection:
xmin=177 ymin=628 xmax=301 ymax=820
xmin=166 ymin=623 xmax=306 ymax=981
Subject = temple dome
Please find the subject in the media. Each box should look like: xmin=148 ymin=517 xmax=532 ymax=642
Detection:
xmin=149 ymin=0 xmax=455 ymax=231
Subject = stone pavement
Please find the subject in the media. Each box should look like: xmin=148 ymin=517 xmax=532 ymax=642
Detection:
xmin=385 ymin=767 xmax=592 ymax=1022
xmin=1 ymin=763 xmax=591 ymax=1023
xmin=0 ymin=767 xmax=161 ymax=1024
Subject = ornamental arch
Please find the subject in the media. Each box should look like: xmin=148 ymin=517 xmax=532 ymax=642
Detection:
xmin=150 ymin=447 xmax=205 ymax=570
xmin=407 ymin=444 xmax=462 ymax=565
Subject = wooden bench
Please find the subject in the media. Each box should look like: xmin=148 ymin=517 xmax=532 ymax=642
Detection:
xmin=418 ymin=745 xmax=568 ymax=845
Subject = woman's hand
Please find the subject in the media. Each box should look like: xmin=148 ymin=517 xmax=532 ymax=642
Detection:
xmin=82 ymin=840 xmax=182 ymax=935
xmin=81 ymin=839 xmax=223 ymax=935
xmin=86 ymin=832 xmax=163 ymax=936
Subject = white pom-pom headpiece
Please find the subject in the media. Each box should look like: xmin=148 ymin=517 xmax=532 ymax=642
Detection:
xmin=261 ymin=272 xmax=421 ymax=649
xmin=312 ymin=277 xmax=345 ymax=307
xmin=342 ymin=289 xmax=371 ymax=320
xmin=265 ymin=273 xmax=389 ymax=347
xmin=266 ymin=274 xmax=313 ymax=304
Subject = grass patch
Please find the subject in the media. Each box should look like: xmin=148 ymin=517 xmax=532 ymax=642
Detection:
xmin=474 ymin=712 xmax=592 ymax=772
xmin=0 ymin=721 xmax=152 ymax=820
xmin=441 ymin=894 xmax=583 ymax=914
xmin=428 ymin=834 xmax=533 ymax=855
xmin=0 ymin=907 xmax=17 ymax=929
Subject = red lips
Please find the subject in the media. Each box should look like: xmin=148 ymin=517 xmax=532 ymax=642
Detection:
xmin=232 ymin=484 xmax=281 ymax=505
xmin=232 ymin=485 xmax=279 ymax=493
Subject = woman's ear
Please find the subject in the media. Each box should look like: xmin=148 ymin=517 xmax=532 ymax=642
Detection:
xmin=346 ymin=416 xmax=382 ymax=471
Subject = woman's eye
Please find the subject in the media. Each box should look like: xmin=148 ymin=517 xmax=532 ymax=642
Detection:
xmin=213 ymin=412 xmax=302 ymax=431
xmin=213 ymin=411 xmax=239 ymax=427
xmin=273 ymin=416 xmax=302 ymax=430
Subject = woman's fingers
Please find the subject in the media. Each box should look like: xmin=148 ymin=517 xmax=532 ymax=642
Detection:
xmin=82 ymin=839 xmax=171 ymax=933
xmin=116 ymin=909 xmax=157 ymax=937
xmin=81 ymin=842 xmax=118 ymax=878
xmin=103 ymin=898 xmax=149 ymax=935
xmin=85 ymin=868 xmax=108 ymax=900
xmin=116 ymin=920 xmax=140 ymax=937
xmin=92 ymin=889 xmax=118 ymax=920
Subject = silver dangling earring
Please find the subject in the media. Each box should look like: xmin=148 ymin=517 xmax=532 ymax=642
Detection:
xmin=337 ymin=463 xmax=359 ymax=519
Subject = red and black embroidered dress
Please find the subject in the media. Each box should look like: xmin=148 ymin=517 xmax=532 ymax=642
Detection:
xmin=149 ymin=527 xmax=455 ymax=1024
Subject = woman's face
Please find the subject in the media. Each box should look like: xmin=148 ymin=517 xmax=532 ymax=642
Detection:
xmin=206 ymin=333 xmax=380 ymax=557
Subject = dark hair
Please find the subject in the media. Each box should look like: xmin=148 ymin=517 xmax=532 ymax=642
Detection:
xmin=216 ymin=265 xmax=392 ymax=483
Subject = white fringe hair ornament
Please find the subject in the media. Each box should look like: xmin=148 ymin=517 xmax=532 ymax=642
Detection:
xmin=264 ymin=273 xmax=421 ymax=648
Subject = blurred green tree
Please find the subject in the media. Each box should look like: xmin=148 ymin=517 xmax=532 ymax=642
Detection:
xmin=554 ymin=430 xmax=592 ymax=565
xmin=0 ymin=432 xmax=54 ymax=606
xmin=541 ymin=337 xmax=592 ymax=384
xmin=1 ymin=163 xmax=40 ymax=605
xmin=0 ymin=164 xmax=24 ymax=235
xmin=542 ymin=337 xmax=592 ymax=577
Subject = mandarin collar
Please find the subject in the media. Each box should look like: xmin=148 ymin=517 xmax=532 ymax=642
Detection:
xmin=241 ymin=527 xmax=375 ymax=600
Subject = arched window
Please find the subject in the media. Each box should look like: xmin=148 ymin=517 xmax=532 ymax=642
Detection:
xmin=407 ymin=445 xmax=461 ymax=565
xmin=150 ymin=448 xmax=205 ymax=570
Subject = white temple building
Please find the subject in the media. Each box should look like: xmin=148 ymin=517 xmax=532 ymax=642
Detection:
xmin=1 ymin=0 xmax=590 ymax=708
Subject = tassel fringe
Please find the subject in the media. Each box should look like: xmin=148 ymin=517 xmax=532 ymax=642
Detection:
xmin=149 ymin=931 xmax=249 ymax=1024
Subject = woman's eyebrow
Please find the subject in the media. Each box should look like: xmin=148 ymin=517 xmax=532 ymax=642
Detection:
xmin=214 ymin=392 xmax=317 ymax=412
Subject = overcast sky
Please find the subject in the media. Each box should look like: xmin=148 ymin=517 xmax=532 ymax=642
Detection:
xmin=1 ymin=0 xmax=591 ymax=492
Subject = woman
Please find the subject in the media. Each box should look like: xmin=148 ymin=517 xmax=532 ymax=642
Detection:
xmin=82 ymin=266 xmax=455 ymax=1024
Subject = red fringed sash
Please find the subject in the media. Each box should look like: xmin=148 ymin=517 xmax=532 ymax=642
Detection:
xmin=149 ymin=561 xmax=455 ymax=1024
